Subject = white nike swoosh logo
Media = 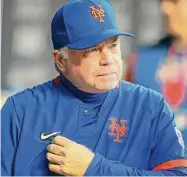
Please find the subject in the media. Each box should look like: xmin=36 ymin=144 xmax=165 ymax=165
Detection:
xmin=40 ymin=132 xmax=61 ymax=140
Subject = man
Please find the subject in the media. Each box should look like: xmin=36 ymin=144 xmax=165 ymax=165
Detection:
xmin=1 ymin=0 xmax=187 ymax=176
xmin=125 ymin=0 xmax=187 ymax=147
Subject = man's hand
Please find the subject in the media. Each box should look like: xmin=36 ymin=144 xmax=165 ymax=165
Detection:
xmin=46 ymin=136 xmax=95 ymax=176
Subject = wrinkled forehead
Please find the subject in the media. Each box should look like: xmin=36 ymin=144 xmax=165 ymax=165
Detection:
xmin=93 ymin=36 xmax=119 ymax=48
xmin=160 ymin=0 xmax=181 ymax=3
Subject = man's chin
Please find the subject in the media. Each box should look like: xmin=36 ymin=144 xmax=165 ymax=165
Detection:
xmin=96 ymin=80 xmax=119 ymax=92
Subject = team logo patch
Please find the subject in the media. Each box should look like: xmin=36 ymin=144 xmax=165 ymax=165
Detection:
xmin=90 ymin=5 xmax=105 ymax=23
xmin=108 ymin=117 xmax=128 ymax=143
xmin=175 ymin=127 xmax=185 ymax=149
xmin=175 ymin=109 xmax=187 ymax=131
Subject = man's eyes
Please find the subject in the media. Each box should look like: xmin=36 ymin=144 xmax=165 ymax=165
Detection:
xmin=109 ymin=43 xmax=118 ymax=48
xmin=84 ymin=48 xmax=99 ymax=56
xmin=84 ymin=43 xmax=118 ymax=56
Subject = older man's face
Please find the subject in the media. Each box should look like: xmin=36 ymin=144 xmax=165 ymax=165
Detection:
xmin=64 ymin=36 xmax=122 ymax=93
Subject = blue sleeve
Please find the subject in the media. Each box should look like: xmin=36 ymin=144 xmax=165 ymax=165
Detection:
xmin=84 ymin=98 xmax=187 ymax=176
xmin=1 ymin=97 xmax=20 ymax=176
xmin=148 ymin=98 xmax=187 ymax=170
xmin=85 ymin=153 xmax=187 ymax=176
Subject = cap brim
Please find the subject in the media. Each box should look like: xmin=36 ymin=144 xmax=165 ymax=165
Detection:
xmin=66 ymin=29 xmax=135 ymax=50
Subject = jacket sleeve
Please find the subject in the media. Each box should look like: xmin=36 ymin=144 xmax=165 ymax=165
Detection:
xmin=1 ymin=97 xmax=20 ymax=176
xmin=84 ymin=98 xmax=187 ymax=176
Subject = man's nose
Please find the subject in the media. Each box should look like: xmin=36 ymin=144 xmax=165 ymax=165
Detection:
xmin=100 ymin=48 xmax=114 ymax=66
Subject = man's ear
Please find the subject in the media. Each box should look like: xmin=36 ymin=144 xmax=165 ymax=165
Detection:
xmin=52 ymin=50 xmax=66 ymax=72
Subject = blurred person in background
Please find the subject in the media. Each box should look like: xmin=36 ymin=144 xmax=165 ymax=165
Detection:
xmin=125 ymin=0 xmax=187 ymax=146
xmin=1 ymin=0 xmax=187 ymax=176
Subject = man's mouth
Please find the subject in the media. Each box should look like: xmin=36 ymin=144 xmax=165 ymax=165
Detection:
xmin=97 ymin=73 xmax=116 ymax=77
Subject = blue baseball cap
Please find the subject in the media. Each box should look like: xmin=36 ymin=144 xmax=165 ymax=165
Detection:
xmin=51 ymin=0 xmax=135 ymax=50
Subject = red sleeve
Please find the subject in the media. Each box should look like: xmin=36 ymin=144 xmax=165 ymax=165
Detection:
xmin=124 ymin=53 xmax=137 ymax=83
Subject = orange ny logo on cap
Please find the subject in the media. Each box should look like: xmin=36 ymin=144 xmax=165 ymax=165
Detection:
xmin=90 ymin=5 xmax=105 ymax=23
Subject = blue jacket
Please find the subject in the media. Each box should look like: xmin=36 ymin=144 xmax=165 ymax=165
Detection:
xmin=1 ymin=75 xmax=187 ymax=176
